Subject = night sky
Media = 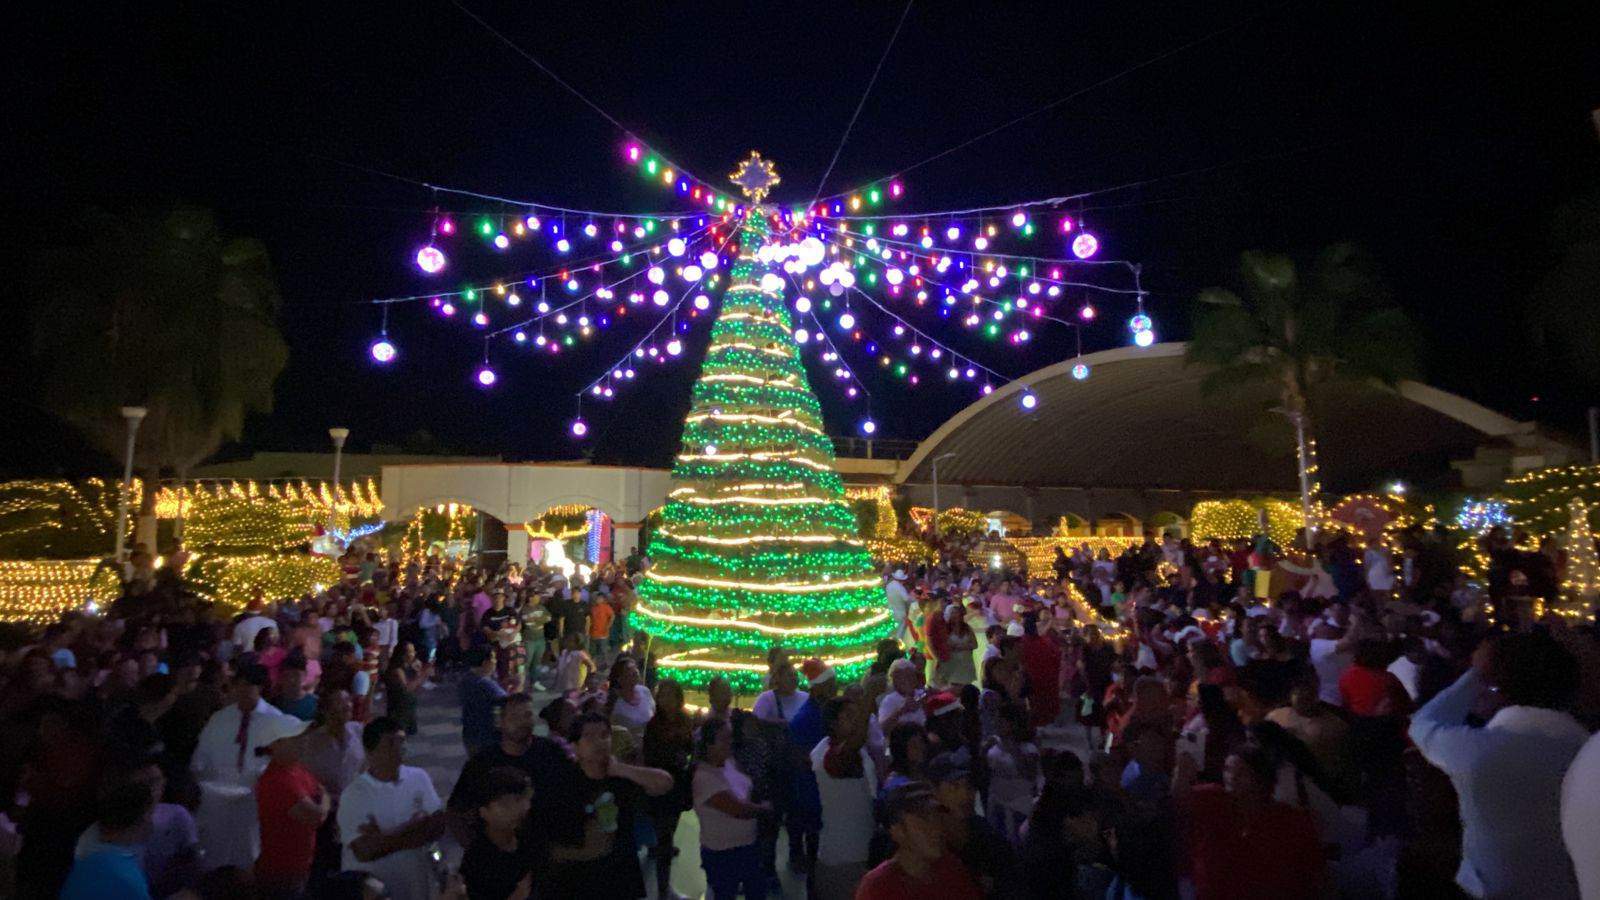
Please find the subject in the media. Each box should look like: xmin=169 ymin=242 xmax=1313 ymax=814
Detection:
xmin=8 ymin=1 xmax=1598 ymax=477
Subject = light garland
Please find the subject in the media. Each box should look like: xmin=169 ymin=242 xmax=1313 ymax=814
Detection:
xmin=1560 ymin=496 xmax=1600 ymax=617
xmin=643 ymin=569 xmax=881 ymax=593
xmin=0 ymin=558 xmax=120 ymax=623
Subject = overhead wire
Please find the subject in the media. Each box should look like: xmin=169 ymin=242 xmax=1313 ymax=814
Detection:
xmin=809 ymin=0 xmax=916 ymax=205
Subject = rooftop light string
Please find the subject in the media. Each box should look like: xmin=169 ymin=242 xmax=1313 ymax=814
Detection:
xmin=783 ymin=270 xmax=871 ymax=403
xmin=808 ymin=0 xmax=916 ymax=205
xmin=484 ymin=221 xmax=722 ymax=336
xmin=819 ymin=222 xmax=1145 ymax=285
xmin=370 ymin=218 xmax=718 ymax=306
xmin=813 ymin=222 xmax=1138 ymax=274
xmin=576 ymin=228 xmax=738 ymax=397
xmin=843 ymin=283 xmax=1012 ymax=385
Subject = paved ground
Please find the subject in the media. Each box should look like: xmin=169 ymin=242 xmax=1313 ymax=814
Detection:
xmin=400 ymin=677 xmax=807 ymax=898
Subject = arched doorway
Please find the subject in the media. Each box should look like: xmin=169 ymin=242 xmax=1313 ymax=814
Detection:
xmin=522 ymin=504 xmax=617 ymax=574
xmin=396 ymin=502 xmax=508 ymax=567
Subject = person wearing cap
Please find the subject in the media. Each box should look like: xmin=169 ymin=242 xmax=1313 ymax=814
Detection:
xmin=885 ymin=569 xmax=913 ymax=645
xmin=925 ymin=750 xmax=1015 ymax=896
xmin=856 ymin=783 xmax=983 ymax=900
xmin=255 ymin=716 xmax=328 ymax=894
xmin=189 ymin=662 xmax=295 ymax=870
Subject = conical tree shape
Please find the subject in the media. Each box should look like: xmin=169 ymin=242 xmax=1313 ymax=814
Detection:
xmin=634 ymin=210 xmax=891 ymax=691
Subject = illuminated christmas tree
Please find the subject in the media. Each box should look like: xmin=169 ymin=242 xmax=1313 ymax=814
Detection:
xmin=633 ymin=153 xmax=892 ymax=691
xmin=1561 ymin=496 xmax=1600 ymax=618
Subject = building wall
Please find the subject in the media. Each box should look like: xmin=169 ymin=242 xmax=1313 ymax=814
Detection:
xmin=380 ymin=463 xmax=673 ymax=562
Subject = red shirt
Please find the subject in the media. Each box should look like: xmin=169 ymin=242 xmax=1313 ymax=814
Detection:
xmin=256 ymin=761 xmax=322 ymax=876
xmin=1337 ymin=664 xmax=1406 ymax=717
xmin=1185 ymin=785 xmax=1325 ymax=900
xmin=855 ymin=852 xmax=984 ymax=900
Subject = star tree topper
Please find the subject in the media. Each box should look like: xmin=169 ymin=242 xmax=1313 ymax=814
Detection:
xmin=729 ymin=151 xmax=780 ymax=204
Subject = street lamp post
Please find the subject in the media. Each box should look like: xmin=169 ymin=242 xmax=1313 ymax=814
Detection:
xmin=328 ymin=427 xmax=350 ymax=531
xmin=930 ymin=452 xmax=958 ymax=533
xmin=113 ymin=406 xmax=147 ymax=567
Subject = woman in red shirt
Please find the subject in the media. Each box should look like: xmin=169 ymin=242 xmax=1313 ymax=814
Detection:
xmin=1178 ymin=744 xmax=1326 ymax=900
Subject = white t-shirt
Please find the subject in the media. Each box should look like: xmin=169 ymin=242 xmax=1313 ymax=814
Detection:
xmin=693 ymin=761 xmax=757 ymax=851
xmin=1363 ymin=548 xmax=1396 ymax=591
xmin=1309 ymin=639 xmax=1353 ymax=707
xmin=375 ymin=618 xmax=400 ymax=649
xmin=232 ymin=615 xmax=277 ymax=652
xmin=810 ymin=738 xmax=877 ymax=866
xmin=877 ymin=690 xmax=925 ymax=728
xmin=1387 ymin=655 xmax=1421 ymax=700
xmin=609 ymin=684 xmax=656 ymax=733
xmin=337 ymin=767 xmax=442 ymax=900
xmin=752 ymin=689 xmax=809 ymax=724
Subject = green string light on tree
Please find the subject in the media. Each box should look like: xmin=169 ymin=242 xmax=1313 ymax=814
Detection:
xmin=634 ymin=153 xmax=892 ymax=691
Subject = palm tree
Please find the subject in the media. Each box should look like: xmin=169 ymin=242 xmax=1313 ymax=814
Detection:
xmin=1187 ymin=243 xmax=1419 ymax=541
xmin=30 ymin=206 xmax=289 ymax=549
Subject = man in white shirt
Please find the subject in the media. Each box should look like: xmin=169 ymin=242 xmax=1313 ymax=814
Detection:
xmin=232 ymin=597 xmax=278 ymax=654
xmin=885 ymin=569 xmax=912 ymax=645
xmin=1411 ymin=633 xmax=1588 ymax=899
xmin=752 ymin=661 xmax=809 ymax=724
xmin=811 ymin=695 xmax=877 ymax=899
xmin=1561 ymin=730 xmax=1600 ymax=900
xmin=1363 ymin=545 xmax=1396 ymax=594
xmin=1307 ymin=607 xmax=1359 ymax=708
xmin=189 ymin=663 xmax=296 ymax=869
xmin=337 ymin=716 xmax=447 ymax=900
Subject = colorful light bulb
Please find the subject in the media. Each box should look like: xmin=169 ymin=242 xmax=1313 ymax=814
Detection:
xmin=1072 ymin=363 xmax=1090 ymax=380
xmin=571 ymin=418 xmax=588 ymax=437
xmin=860 ymin=418 xmax=877 ymax=435
xmin=476 ymin=366 xmax=497 ymax=387
xmin=1072 ymin=232 xmax=1099 ymax=258
xmin=369 ymin=338 xmax=396 ymax=363
xmin=1020 ymin=391 xmax=1038 ymax=410
xmin=1134 ymin=328 xmax=1156 ymax=347
xmin=415 ymin=245 xmax=447 ymax=274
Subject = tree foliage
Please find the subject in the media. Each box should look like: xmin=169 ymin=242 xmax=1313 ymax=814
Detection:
xmin=30 ymin=207 xmax=289 ymax=488
xmin=1187 ymin=243 xmax=1419 ymax=419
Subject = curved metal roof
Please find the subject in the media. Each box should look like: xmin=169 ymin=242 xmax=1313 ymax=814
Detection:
xmin=898 ymin=342 xmax=1526 ymax=492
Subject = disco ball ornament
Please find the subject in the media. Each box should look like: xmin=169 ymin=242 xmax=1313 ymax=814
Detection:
xmin=415 ymin=245 xmax=446 ymax=274
xmin=370 ymin=338 xmax=396 ymax=363
xmin=1134 ymin=328 xmax=1156 ymax=347
xmin=1071 ymin=232 xmax=1099 ymax=259
xmin=1072 ymin=363 xmax=1090 ymax=381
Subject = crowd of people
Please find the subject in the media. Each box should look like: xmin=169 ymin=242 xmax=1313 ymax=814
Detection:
xmin=0 ymin=521 xmax=1595 ymax=899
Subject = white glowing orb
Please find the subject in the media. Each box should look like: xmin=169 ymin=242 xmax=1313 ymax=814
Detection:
xmin=415 ymin=245 xmax=447 ymax=274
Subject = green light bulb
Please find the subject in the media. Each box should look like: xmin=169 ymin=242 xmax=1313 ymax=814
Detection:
xmin=465 ymin=289 xmax=477 ymax=301
xmin=868 ymin=189 xmax=881 ymax=204
xmin=478 ymin=220 xmax=493 ymax=236
xmin=645 ymin=159 xmax=658 ymax=175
